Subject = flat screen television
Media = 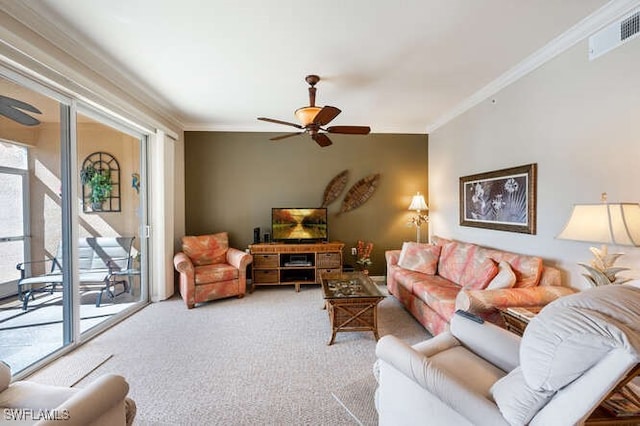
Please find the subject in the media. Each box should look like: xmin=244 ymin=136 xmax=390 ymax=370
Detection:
xmin=271 ymin=208 xmax=328 ymax=243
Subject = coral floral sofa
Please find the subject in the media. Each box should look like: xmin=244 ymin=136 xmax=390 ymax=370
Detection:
xmin=385 ymin=236 xmax=575 ymax=335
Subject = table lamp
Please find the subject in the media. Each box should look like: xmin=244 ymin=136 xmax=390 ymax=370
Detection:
xmin=408 ymin=192 xmax=429 ymax=243
xmin=557 ymin=193 xmax=640 ymax=286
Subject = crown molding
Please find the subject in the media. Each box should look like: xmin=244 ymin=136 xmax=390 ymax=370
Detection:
xmin=426 ymin=0 xmax=640 ymax=134
xmin=182 ymin=123 xmax=422 ymax=134
xmin=0 ymin=1 xmax=185 ymax=133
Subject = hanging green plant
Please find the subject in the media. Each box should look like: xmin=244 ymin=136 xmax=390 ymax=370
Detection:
xmin=81 ymin=165 xmax=113 ymax=210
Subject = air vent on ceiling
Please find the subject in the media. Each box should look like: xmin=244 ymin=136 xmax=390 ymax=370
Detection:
xmin=621 ymin=11 xmax=640 ymax=40
xmin=589 ymin=9 xmax=640 ymax=60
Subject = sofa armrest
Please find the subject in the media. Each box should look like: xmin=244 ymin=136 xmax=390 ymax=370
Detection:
xmin=226 ymin=248 xmax=253 ymax=271
xmin=376 ymin=335 xmax=507 ymax=426
xmin=36 ymin=374 xmax=130 ymax=426
xmin=379 ymin=332 xmax=461 ymax=363
xmin=0 ymin=361 xmax=10 ymax=392
xmin=385 ymin=250 xmax=401 ymax=266
xmin=450 ymin=314 xmax=521 ymax=372
xmin=455 ymin=286 xmax=577 ymax=314
xmin=376 ymin=334 xmax=459 ymax=392
xmin=173 ymin=252 xmax=194 ymax=274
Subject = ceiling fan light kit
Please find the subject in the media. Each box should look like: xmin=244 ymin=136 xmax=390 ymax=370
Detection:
xmin=257 ymin=74 xmax=371 ymax=147
xmin=294 ymin=106 xmax=321 ymax=126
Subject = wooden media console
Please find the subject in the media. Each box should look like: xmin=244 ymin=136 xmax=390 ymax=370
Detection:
xmin=249 ymin=242 xmax=344 ymax=292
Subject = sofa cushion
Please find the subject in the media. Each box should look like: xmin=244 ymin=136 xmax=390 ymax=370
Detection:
xmin=487 ymin=260 xmax=517 ymax=290
xmin=491 ymin=366 xmax=554 ymax=425
xmin=182 ymin=232 xmax=229 ymax=266
xmin=459 ymin=256 xmax=498 ymax=290
xmin=438 ymin=241 xmax=477 ymax=284
xmin=413 ymin=278 xmax=461 ymax=321
xmin=397 ymin=242 xmax=441 ymax=275
xmin=390 ymin=265 xmax=433 ymax=293
xmin=194 ymin=263 xmax=238 ymax=285
xmin=478 ymin=247 xmax=543 ymax=288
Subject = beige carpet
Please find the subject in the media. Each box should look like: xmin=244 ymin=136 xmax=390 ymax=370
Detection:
xmin=26 ymin=351 xmax=113 ymax=387
xmin=331 ymin=374 xmax=378 ymax=426
xmin=28 ymin=285 xmax=430 ymax=425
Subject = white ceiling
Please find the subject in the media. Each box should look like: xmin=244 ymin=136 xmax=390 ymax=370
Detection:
xmin=6 ymin=0 xmax=620 ymax=133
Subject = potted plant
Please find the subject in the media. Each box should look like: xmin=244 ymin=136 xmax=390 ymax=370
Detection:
xmin=81 ymin=165 xmax=113 ymax=211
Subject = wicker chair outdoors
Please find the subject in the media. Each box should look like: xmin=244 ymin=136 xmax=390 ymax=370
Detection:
xmin=173 ymin=232 xmax=252 ymax=309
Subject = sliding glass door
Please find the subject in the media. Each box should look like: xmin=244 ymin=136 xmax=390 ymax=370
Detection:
xmin=75 ymin=110 xmax=148 ymax=335
xmin=0 ymin=75 xmax=66 ymax=373
xmin=0 ymin=70 xmax=149 ymax=375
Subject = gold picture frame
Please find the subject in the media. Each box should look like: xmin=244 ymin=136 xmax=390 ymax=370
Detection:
xmin=459 ymin=164 xmax=537 ymax=234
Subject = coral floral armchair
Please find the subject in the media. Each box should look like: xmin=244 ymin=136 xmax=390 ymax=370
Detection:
xmin=173 ymin=232 xmax=252 ymax=309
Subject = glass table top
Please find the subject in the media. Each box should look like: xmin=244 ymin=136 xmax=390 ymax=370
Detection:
xmin=320 ymin=271 xmax=385 ymax=299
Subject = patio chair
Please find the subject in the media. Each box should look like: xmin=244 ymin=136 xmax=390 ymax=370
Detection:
xmin=17 ymin=237 xmax=135 ymax=310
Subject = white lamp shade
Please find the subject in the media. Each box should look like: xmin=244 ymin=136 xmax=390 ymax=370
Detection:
xmin=408 ymin=193 xmax=428 ymax=212
xmin=557 ymin=203 xmax=640 ymax=246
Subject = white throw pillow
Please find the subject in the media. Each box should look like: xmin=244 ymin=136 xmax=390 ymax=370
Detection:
xmin=490 ymin=366 xmax=554 ymax=426
xmin=487 ymin=261 xmax=517 ymax=290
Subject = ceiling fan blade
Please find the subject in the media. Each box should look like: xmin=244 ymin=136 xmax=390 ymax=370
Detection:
xmin=326 ymin=125 xmax=371 ymax=135
xmin=0 ymin=95 xmax=42 ymax=114
xmin=0 ymin=95 xmax=42 ymax=126
xmin=312 ymin=106 xmax=341 ymax=126
xmin=270 ymin=132 xmax=303 ymax=141
xmin=312 ymin=133 xmax=333 ymax=147
xmin=258 ymin=117 xmax=304 ymax=129
xmin=0 ymin=104 xmax=41 ymax=126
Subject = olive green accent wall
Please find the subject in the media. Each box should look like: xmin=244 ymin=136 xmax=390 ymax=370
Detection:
xmin=184 ymin=132 xmax=428 ymax=275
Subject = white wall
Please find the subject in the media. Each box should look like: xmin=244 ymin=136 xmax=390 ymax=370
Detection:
xmin=429 ymin=37 xmax=640 ymax=289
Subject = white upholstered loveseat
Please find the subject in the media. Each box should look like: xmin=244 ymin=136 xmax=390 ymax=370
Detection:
xmin=0 ymin=361 xmax=135 ymax=425
xmin=374 ymin=281 xmax=640 ymax=425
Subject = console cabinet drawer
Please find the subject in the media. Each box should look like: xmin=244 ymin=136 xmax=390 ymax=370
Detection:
xmin=317 ymin=252 xmax=341 ymax=268
xmin=253 ymin=269 xmax=279 ymax=283
xmin=253 ymin=254 xmax=279 ymax=268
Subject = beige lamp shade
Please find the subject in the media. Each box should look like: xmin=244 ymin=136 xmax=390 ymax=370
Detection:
xmin=408 ymin=192 xmax=428 ymax=212
xmin=557 ymin=203 xmax=640 ymax=247
xmin=294 ymin=106 xmax=321 ymax=126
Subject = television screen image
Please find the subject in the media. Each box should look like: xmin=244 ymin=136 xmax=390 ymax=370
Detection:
xmin=272 ymin=208 xmax=328 ymax=242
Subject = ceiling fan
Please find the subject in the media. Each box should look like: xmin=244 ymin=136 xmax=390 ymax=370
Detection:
xmin=257 ymin=75 xmax=371 ymax=147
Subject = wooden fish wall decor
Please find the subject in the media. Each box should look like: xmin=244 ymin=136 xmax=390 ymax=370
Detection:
xmin=321 ymin=170 xmax=349 ymax=207
xmin=339 ymin=173 xmax=381 ymax=213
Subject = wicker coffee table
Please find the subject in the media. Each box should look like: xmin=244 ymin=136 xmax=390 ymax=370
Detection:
xmin=320 ymin=271 xmax=385 ymax=345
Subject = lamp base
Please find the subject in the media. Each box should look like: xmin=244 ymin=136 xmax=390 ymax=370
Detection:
xmin=578 ymin=245 xmax=630 ymax=286
xmin=411 ymin=214 xmax=428 ymax=243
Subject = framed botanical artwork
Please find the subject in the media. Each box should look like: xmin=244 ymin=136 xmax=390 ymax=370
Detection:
xmin=459 ymin=163 xmax=537 ymax=234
